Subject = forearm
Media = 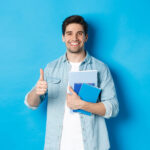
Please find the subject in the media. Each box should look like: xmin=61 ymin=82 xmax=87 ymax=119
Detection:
xmin=80 ymin=101 xmax=106 ymax=116
xmin=27 ymin=88 xmax=41 ymax=107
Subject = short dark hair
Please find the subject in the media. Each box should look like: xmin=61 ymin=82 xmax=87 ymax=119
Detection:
xmin=62 ymin=15 xmax=88 ymax=35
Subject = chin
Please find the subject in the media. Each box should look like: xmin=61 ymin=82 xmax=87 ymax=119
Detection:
xmin=68 ymin=48 xmax=83 ymax=54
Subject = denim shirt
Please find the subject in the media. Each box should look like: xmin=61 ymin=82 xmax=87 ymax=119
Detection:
xmin=26 ymin=51 xmax=119 ymax=150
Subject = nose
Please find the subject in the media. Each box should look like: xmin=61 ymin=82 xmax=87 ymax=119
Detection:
xmin=72 ymin=33 xmax=78 ymax=40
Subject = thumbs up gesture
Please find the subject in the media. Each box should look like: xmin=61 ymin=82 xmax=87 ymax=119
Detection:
xmin=36 ymin=69 xmax=48 ymax=95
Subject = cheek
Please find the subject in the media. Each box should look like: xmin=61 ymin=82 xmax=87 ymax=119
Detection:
xmin=65 ymin=38 xmax=70 ymax=43
xmin=80 ymin=36 xmax=86 ymax=42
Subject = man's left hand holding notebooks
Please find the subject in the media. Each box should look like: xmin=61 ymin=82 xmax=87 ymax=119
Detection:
xmin=73 ymin=83 xmax=101 ymax=116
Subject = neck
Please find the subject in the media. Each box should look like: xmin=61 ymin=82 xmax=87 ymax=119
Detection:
xmin=66 ymin=49 xmax=86 ymax=63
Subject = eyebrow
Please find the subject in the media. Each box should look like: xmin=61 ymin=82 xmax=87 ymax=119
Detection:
xmin=65 ymin=31 xmax=72 ymax=34
xmin=77 ymin=31 xmax=84 ymax=33
xmin=65 ymin=31 xmax=84 ymax=34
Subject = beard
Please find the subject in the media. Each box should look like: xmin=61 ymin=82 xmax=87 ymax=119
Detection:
xmin=67 ymin=47 xmax=84 ymax=54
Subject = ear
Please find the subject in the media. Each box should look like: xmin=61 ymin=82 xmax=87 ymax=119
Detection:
xmin=85 ymin=34 xmax=88 ymax=42
xmin=62 ymin=35 xmax=65 ymax=42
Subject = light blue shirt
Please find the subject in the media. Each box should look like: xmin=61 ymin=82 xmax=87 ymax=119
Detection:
xmin=25 ymin=51 xmax=119 ymax=150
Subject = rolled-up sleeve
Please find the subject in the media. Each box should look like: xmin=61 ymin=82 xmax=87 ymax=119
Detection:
xmin=24 ymin=89 xmax=47 ymax=110
xmin=100 ymin=65 xmax=119 ymax=119
xmin=24 ymin=91 xmax=38 ymax=110
xmin=101 ymin=100 xmax=112 ymax=119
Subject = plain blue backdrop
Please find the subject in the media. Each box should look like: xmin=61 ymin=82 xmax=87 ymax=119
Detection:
xmin=0 ymin=0 xmax=150 ymax=149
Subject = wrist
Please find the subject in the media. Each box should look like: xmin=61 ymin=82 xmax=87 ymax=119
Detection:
xmin=79 ymin=99 xmax=87 ymax=109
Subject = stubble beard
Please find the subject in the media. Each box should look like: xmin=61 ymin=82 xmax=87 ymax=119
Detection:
xmin=67 ymin=47 xmax=84 ymax=54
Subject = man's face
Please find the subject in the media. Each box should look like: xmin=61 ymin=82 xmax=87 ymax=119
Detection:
xmin=62 ymin=23 xmax=88 ymax=53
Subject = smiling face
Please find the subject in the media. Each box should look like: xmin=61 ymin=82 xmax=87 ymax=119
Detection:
xmin=62 ymin=23 xmax=88 ymax=54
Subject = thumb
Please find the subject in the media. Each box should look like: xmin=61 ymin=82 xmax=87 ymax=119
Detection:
xmin=69 ymin=86 xmax=77 ymax=95
xmin=39 ymin=68 xmax=44 ymax=81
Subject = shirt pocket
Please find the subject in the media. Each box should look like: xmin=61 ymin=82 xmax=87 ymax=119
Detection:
xmin=47 ymin=77 xmax=61 ymax=99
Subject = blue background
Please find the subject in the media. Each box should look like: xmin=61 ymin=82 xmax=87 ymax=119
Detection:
xmin=0 ymin=0 xmax=150 ymax=149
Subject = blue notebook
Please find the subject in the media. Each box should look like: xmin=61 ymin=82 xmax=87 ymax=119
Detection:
xmin=74 ymin=83 xmax=95 ymax=94
xmin=73 ymin=83 xmax=101 ymax=115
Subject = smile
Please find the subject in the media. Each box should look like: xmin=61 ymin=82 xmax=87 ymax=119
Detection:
xmin=70 ymin=42 xmax=80 ymax=46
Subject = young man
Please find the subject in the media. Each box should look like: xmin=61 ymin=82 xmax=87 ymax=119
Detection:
xmin=25 ymin=15 xmax=119 ymax=150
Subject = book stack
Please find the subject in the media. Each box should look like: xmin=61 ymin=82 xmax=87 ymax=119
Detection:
xmin=68 ymin=70 xmax=101 ymax=116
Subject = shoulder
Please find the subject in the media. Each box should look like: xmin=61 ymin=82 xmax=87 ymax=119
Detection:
xmin=90 ymin=56 xmax=109 ymax=72
xmin=46 ymin=55 xmax=65 ymax=69
xmin=43 ymin=55 xmax=64 ymax=76
xmin=90 ymin=56 xmax=113 ymax=83
xmin=48 ymin=55 xmax=64 ymax=66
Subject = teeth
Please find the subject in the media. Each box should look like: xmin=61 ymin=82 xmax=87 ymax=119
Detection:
xmin=71 ymin=43 xmax=78 ymax=45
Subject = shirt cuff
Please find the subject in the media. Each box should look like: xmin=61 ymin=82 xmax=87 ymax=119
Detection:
xmin=24 ymin=93 xmax=38 ymax=110
xmin=101 ymin=101 xmax=112 ymax=119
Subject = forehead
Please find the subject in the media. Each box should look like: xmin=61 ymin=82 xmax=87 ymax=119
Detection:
xmin=65 ymin=23 xmax=84 ymax=32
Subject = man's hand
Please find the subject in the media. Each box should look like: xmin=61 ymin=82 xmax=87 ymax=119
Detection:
xmin=66 ymin=86 xmax=85 ymax=110
xmin=36 ymin=69 xmax=48 ymax=95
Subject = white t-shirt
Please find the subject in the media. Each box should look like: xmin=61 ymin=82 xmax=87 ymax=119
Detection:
xmin=60 ymin=62 xmax=84 ymax=150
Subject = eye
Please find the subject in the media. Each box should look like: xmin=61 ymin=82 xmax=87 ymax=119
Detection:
xmin=78 ymin=32 xmax=83 ymax=36
xmin=65 ymin=32 xmax=72 ymax=36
